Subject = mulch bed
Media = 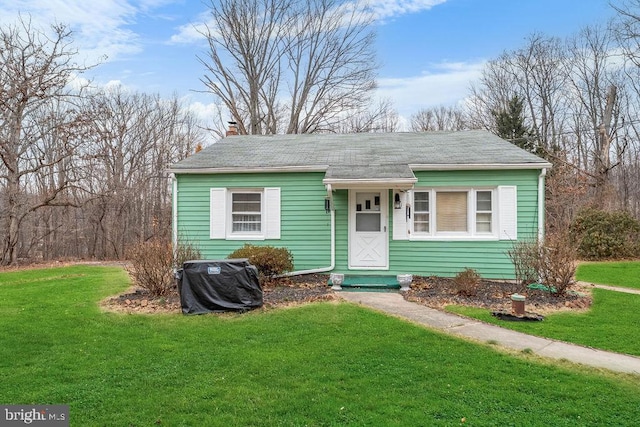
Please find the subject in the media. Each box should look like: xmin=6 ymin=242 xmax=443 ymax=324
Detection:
xmin=404 ymin=276 xmax=592 ymax=314
xmin=101 ymin=273 xmax=591 ymax=315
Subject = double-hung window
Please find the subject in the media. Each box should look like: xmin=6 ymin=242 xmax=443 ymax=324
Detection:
xmin=475 ymin=191 xmax=493 ymax=233
xmin=210 ymin=187 xmax=281 ymax=240
xmin=231 ymin=192 xmax=262 ymax=234
xmin=411 ymin=188 xmax=496 ymax=238
xmin=413 ymin=191 xmax=430 ymax=232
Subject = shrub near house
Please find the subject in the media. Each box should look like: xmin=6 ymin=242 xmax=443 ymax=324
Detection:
xmin=570 ymin=208 xmax=640 ymax=260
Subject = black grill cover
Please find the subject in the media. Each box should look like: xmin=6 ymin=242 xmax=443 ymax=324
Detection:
xmin=177 ymin=259 xmax=262 ymax=314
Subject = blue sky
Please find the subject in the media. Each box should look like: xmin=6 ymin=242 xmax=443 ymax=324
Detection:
xmin=0 ymin=0 xmax=617 ymax=128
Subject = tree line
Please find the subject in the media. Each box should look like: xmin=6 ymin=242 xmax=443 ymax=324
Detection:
xmin=407 ymin=2 xmax=640 ymax=229
xmin=0 ymin=18 xmax=203 ymax=265
xmin=3 ymin=1 xmax=640 ymax=265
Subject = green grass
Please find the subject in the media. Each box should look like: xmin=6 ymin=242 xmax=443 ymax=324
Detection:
xmin=1 ymin=266 xmax=640 ymax=426
xmin=447 ymin=289 xmax=640 ymax=356
xmin=576 ymin=261 xmax=640 ymax=289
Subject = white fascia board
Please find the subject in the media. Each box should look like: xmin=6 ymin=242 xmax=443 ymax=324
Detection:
xmin=409 ymin=163 xmax=553 ymax=171
xmin=168 ymin=165 xmax=328 ymax=174
xmin=322 ymin=178 xmax=417 ymax=190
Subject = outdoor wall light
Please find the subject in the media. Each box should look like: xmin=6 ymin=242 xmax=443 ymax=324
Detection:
xmin=394 ymin=192 xmax=402 ymax=209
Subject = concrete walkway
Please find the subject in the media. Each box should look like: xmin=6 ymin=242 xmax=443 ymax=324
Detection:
xmin=338 ymin=291 xmax=640 ymax=375
xmin=579 ymin=281 xmax=640 ymax=295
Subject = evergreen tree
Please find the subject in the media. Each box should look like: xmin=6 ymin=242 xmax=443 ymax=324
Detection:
xmin=491 ymin=96 xmax=534 ymax=152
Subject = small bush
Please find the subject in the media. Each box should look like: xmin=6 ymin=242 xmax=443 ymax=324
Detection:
xmin=569 ymin=208 xmax=640 ymax=260
xmin=507 ymin=233 xmax=577 ymax=297
xmin=228 ymin=244 xmax=294 ymax=286
xmin=507 ymin=238 xmax=539 ymax=290
xmin=126 ymin=239 xmax=201 ymax=297
xmin=536 ymin=232 xmax=577 ymax=296
xmin=174 ymin=239 xmax=201 ymax=268
xmin=126 ymin=239 xmax=174 ymax=297
xmin=453 ymin=268 xmax=481 ymax=296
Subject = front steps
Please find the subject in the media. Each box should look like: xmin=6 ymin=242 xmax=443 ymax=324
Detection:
xmin=328 ymin=275 xmax=401 ymax=292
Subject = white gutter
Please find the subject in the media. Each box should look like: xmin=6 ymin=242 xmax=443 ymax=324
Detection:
xmin=171 ymin=173 xmax=178 ymax=253
xmin=538 ymin=168 xmax=547 ymax=242
xmin=322 ymin=178 xmax=417 ymax=190
xmin=168 ymin=165 xmax=328 ymax=174
xmin=409 ymin=162 xmax=552 ymax=171
xmin=281 ymin=184 xmax=335 ymax=276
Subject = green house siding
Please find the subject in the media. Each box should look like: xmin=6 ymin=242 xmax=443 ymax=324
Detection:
xmin=331 ymin=170 xmax=540 ymax=279
xmin=175 ymin=168 xmax=542 ymax=280
xmin=176 ymin=172 xmax=332 ymax=271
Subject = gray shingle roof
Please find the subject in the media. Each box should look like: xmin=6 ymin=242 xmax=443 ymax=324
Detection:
xmin=170 ymin=130 xmax=550 ymax=180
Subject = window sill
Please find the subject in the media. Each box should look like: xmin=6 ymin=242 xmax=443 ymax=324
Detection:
xmin=224 ymin=235 xmax=266 ymax=241
xmin=409 ymin=235 xmax=499 ymax=242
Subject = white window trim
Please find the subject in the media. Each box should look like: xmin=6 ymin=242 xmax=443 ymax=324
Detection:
xmin=210 ymin=187 xmax=281 ymax=241
xmin=409 ymin=187 xmax=499 ymax=241
xmin=227 ymin=189 xmax=265 ymax=240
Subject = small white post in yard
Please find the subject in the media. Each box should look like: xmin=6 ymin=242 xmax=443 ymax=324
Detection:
xmin=397 ymin=274 xmax=413 ymax=292
xmin=330 ymin=273 xmax=344 ymax=291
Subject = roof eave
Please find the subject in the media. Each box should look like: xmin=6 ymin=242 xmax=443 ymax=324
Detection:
xmin=322 ymin=177 xmax=418 ymax=190
xmin=168 ymin=165 xmax=328 ymax=174
xmin=409 ymin=162 xmax=552 ymax=171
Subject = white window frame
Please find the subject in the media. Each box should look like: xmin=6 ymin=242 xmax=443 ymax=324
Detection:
xmin=210 ymin=187 xmax=281 ymax=240
xmin=228 ymin=189 xmax=264 ymax=238
xmin=410 ymin=187 xmax=498 ymax=240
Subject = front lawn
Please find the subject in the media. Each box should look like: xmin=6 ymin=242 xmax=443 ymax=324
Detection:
xmin=576 ymin=260 xmax=640 ymax=289
xmin=1 ymin=265 xmax=639 ymax=426
xmin=447 ymin=289 xmax=640 ymax=356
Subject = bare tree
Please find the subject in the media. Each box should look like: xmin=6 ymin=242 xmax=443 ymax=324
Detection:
xmin=199 ymin=0 xmax=378 ymax=134
xmin=410 ymin=105 xmax=468 ymax=131
xmin=612 ymin=0 xmax=640 ymax=67
xmin=467 ymin=34 xmax=569 ymax=154
xmin=0 ymin=17 xmax=90 ymax=265
xmin=80 ymin=88 xmax=204 ymax=259
xmin=338 ymin=99 xmax=399 ymax=133
xmin=564 ymin=26 xmax=626 ymax=207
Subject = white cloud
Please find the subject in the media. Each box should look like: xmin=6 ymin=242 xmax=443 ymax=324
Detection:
xmin=0 ymin=0 xmax=142 ymax=64
xmin=169 ymin=17 xmax=210 ymax=44
xmin=366 ymin=0 xmax=448 ymax=21
xmin=375 ymin=60 xmax=486 ymax=120
xmin=168 ymin=0 xmax=450 ymax=45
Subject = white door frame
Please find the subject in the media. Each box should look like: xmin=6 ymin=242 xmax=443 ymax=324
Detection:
xmin=348 ymin=189 xmax=389 ymax=270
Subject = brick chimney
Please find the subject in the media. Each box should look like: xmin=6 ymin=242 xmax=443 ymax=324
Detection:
xmin=226 ymin=121 xmax=238 ymax=137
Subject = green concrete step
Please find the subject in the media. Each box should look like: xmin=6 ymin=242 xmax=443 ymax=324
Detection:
xmin=328 ymin=275 xmax=400 ymax=290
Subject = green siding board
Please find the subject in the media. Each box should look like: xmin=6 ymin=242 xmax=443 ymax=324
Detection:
xmin=175 ymin=168 xmax=542 ymax=279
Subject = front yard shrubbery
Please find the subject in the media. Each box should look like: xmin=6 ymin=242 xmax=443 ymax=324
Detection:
xmin=507 ymin=232 xmax=577 ymax=296
xmin=570 ymin=208 xmax=640 ymax=260
xmin=126 ymin=239 xmax=201 ymax=296
xmin=228 ymin=244 xmax=294 ymax=286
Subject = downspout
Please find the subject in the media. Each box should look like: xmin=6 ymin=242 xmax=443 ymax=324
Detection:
xmin=281 ymin=184 xmax=335 ymax=276
xmin=538 ymin=168 xmax=546 ymax=242
xmin=171 ymin=173 xmax=178 ymax=253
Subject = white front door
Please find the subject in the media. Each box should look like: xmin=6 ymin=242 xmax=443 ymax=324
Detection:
xmin=349 ymin=190 xmax=388 ymax=269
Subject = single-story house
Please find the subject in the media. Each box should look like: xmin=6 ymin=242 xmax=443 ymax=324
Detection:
xmin=169 ymin=129 xmax=551 ymax=280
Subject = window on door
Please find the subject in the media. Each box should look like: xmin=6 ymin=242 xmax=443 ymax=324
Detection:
xmin=355 ymin=192 xmax=381 ymax=232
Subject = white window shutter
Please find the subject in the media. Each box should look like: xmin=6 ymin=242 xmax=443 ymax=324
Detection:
xmin=264 ymin=187 xmax=281 ymax=239
xmin=498 ymin=186 xmax=517 ymax=240
xmin=393 ymin=191 xmax=410 ymax=240
xmin=210 ymin=188 xmax=226 ymax=239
